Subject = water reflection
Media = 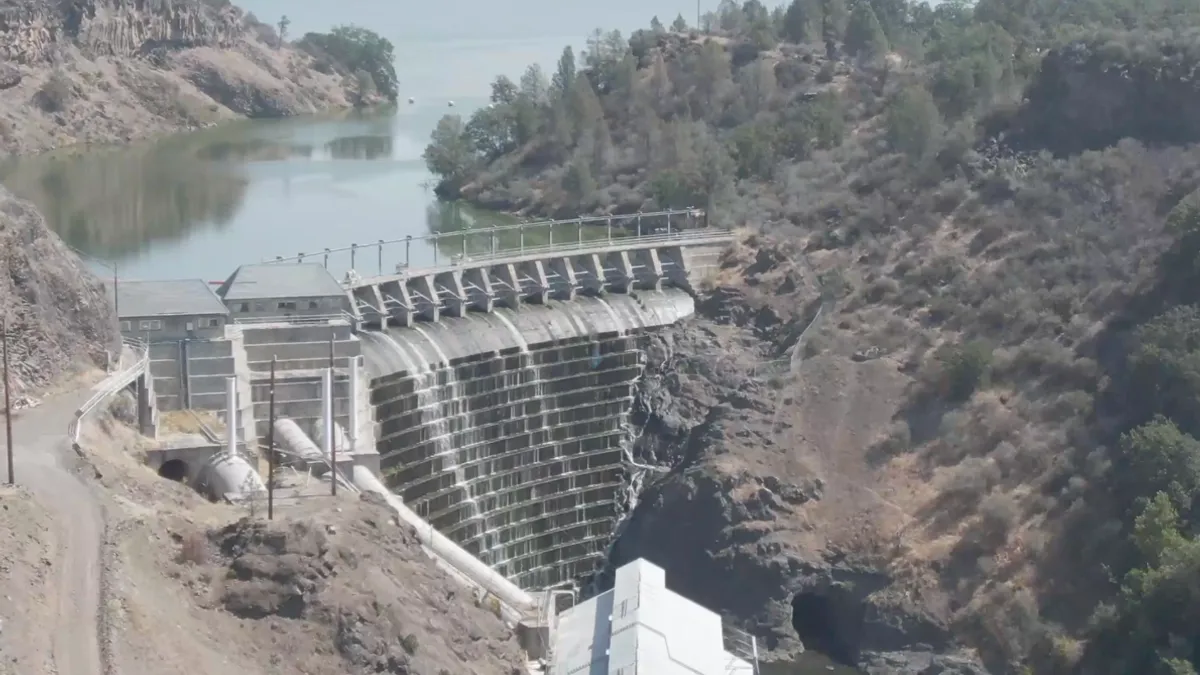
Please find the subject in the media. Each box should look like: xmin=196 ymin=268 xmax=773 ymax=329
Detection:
xmin=0 ymin=130 xmax=254 ymax=260
xmin=325 ymin=134 xmax=394 ymax=160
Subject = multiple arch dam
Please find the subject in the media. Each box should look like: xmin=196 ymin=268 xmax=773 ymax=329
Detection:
xmin=338 ymin=213 xmax=731 ymax=590
xmin=360 ymin=290 xmax=694 ymax=589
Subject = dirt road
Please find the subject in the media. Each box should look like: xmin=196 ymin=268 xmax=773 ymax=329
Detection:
xmin=9 ymin=389 xmax=105 ymax=675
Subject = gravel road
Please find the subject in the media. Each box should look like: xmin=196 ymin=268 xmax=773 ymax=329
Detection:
xmin=9 ymin=388 xmax=105 ymax=675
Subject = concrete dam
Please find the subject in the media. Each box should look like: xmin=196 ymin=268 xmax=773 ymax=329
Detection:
xmin=360 ymin=290 xmax=694 ymax=590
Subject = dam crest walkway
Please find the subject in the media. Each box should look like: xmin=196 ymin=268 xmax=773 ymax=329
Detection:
xmin=263 ymin=209 xmax=735 ymax=327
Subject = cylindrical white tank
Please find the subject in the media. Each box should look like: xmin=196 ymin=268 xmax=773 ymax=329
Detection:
xmin=351 ymin=465 xmax=534 ymax=614
xmin=200 ymin=452 xmax=266 ymax=501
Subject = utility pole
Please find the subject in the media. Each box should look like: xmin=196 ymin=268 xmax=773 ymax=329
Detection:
xmin=2 ymin=316 xmax=12 ymax=486
xmin=266 ymin=355 xmax=276 ymax=520
xmin=112 ymin=262 xmax=119 ymax=322
xmin=329 ymin=336 xmax=336 ymax=497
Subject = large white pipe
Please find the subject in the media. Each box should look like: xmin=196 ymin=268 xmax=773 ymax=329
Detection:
xmin=351 ymin=465 xmax=534 ymax=614
xmin=349 ymin=357 xmax=360 ymax=451
xmin=202 ymin=452 xmax=266 ymax=500
xmin=322 ymin=368 xmax=334 ymax=462
xmin=225 ymin=376 xmax=237 ymax=456
xmin=315 ymin=418 xmax=350 ymax=455
xmin=274 ymin=418 xmax=327 ymax=462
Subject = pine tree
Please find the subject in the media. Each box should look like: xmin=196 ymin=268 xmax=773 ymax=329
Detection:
xmin=844 ymin=3 xmax=889 ymax=59
xmin=782 ymin=0 xmax=819 ymax=43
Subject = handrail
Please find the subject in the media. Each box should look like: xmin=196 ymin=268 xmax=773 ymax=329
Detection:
xmin=68 ymin=337 xmax=150 ymax=445
xmin=353 ymin=229 xmax=735 ymax=287
xmin=262 ymin=208 xmax=707 ymax=265
xmin=231 ymin=312 xmax=356 ymax=325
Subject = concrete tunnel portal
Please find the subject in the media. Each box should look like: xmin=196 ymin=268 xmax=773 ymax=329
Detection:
xmin=359 ymin=289 xmax=697 ymax=591
xmin=158 ymin=458 xmax=189 ymax=482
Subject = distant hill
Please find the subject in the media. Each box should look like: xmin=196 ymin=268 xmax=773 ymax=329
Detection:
xmin=423 ymin=2 xmax=1200 ymax=673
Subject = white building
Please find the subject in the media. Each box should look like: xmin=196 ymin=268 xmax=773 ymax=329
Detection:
xmin=550 ymin=559 xmax=758 ymax=674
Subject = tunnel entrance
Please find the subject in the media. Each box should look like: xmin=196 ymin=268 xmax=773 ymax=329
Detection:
xmin=158 ymin=459 xmax=189 ymax=483
xmin=791 ymin=589 xmax=865 ymax=666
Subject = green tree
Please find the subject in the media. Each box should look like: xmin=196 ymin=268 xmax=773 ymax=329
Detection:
xmin=297 ymin=25 xmax=398 ymax=102
xmin=782 ymin=0 xmax=820 ymax=42
xmin=551 ymin=46 xmax=577 ymax=100
xmin=464 ymin=105 xmax=516 ymax=160
xmin=562 ymin=153 xmax=596 ymax=201
xmin=650 ymin=15 xmax=666 ymax=33
xmin=671 ymin=13 xmax=689 ymax=31
xmin=1128 ymin=307 xmax=1200 ymax=434
xmin=1133 ymin=492 xmax=1188 ymax=565
xmin=423 ymin=116 xmax=475 ymax=197
xmin=820 ymin=0 xmax=848 ymax=40
xmin=490 ymin=75 xmax=518 ymax=105
xmin=885 ymin=85 xmax=943 ymax=158
xmin=276 ymin=15 xmax=290 ymax=48
xmin=844 ymin=3 xmax=890 ymax=58
xmin=1120 ymin=416 xmax=1200 ymax=510
xmin=936 ymin=340 xmax=992 ymax=402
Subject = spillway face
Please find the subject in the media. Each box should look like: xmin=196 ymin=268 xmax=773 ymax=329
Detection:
xmin=362 ymin=290 xmax=695 ymax=590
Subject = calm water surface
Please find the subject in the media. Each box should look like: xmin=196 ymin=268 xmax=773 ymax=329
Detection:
xmin=0 ymin=2 xmax=865 ymax=670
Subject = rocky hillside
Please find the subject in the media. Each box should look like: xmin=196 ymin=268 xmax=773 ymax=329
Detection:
xmin=0 ymin=185 xmax=115 ymax=398
xmin=0 ymin=0 xmax=352 ymax=155
xmin=425 ymin=2 xmax=1200 ymax=674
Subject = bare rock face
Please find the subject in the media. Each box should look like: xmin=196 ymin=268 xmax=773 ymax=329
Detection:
xmin=1007 ymin=36 xmax=1200 ymax=154
xmin=0 ymin=185 xmax=117 ymax=395
xmin=0 ymin=0 xmax=242 ymax=63
xmin=0 ymin=0 xmax=62 ymax=63
xmin=66 ymin=0 xmax=243 ymax=58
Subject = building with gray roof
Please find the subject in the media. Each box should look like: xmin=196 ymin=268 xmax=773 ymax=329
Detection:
xmin=217 ymin=263 xmax=351 ymax=321
xmin=116 ymin=279 xmax=230 ymax=342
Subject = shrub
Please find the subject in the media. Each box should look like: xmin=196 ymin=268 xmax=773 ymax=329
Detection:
xmin=938 ymin=341 xmax=993 ymax=402
xmin=36 ymin=70 xmax=74 ymax=113
xmin=979 ymin=491 xmax=1020 ymax=540
xmin=177 ymin=531 xmax=209 ymax=565
xmin=400 ymin=633 xmax=419 ymax=655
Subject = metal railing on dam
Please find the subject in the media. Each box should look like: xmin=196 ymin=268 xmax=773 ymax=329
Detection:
xmin=263 ymin=208 xmax=712 ymax=274
xmin=359 ymin=289 xmax=697 ymax=590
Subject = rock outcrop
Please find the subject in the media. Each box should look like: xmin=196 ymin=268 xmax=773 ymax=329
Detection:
xmin=0 ymin=0 xmax=352 ymax=155
xmin=0 ymin=185 xmax=117 ymax=396
xmin=606 ymin=245 xmax=991 ymax=674
xmin=2 ymin=0 xmax=241 ymax=63
xmin=1000 ymin=31 xmax=1200 ymax=154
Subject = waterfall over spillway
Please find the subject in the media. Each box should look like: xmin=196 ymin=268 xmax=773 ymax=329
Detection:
xmin=360 ymin=290 xmax=695 ymax=589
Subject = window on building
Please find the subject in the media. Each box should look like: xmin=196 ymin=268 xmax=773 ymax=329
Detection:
xmin=138 ymin=320 xmax=163 ymax=331
xmin=238 ymin=303 xmax=250 ymax=312
xmin=119 ymin=321 xmax=131 ymax=331
xmin=254 ymin=302 xmax=265 ymax=312
xmin=308 ymin=300 xmax=320 ymax=310
xmin=277 ymin=301 xmax=297 ymax=311
xmin=206 ymin=318 xmax=221 ymax=328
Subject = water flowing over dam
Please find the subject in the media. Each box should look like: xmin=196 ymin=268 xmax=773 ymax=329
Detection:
xmin=360 ymin=290 xmax=694 ymax=589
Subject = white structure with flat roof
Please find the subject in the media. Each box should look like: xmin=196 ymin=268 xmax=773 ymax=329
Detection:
xmin=550 ymin=559 xmax=757 ymax=675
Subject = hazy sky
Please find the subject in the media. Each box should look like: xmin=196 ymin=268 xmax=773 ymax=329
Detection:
xmin=236 ymin=0 xmax=713 ymax=41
